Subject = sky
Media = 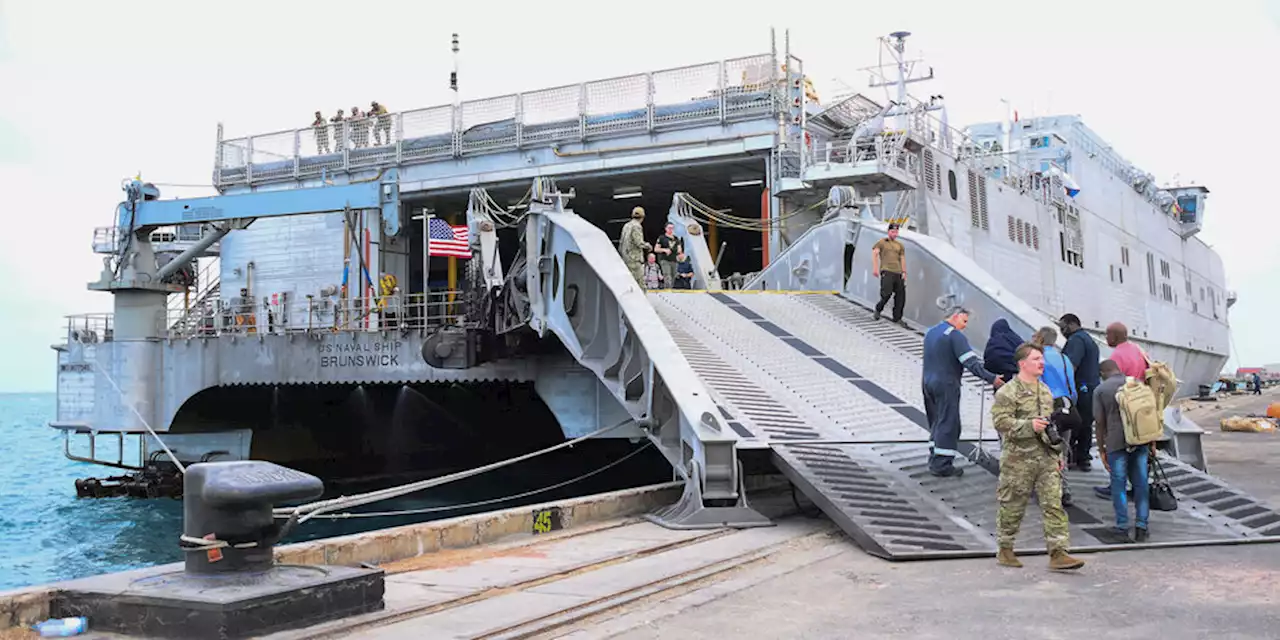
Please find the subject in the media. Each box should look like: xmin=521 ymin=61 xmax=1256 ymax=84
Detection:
xmin=0 ymin=0 xmax=1278 ymax=392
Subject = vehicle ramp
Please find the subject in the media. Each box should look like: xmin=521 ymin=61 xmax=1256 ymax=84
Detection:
xmin=650 ymin=289 xmax=1280 ymax=559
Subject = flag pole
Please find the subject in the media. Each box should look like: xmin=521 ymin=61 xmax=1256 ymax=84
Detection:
xmin=447 ymin=212 xmax=458 ymax=318
xmin=423 ymin=209 xmax=433 ymax=321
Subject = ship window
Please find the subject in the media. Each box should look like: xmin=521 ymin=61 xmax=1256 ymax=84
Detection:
xmin=1060 ymin=232 xmax=1067 ymax=262
xmin=1200 ymin=287 xmax=1205 ymax=301
xmin=1110 ymin=265 xmax=1115 ymax=282
xmin=1121 ymin=246 xmax=1130 ymax=266
xmin=1186 ymin=280 xmax=1192 ymax=295
xmin=1119 ymin=268 xmax=1124 ymax=284
xmin=948 ymin=170 xmax=957 ymax=200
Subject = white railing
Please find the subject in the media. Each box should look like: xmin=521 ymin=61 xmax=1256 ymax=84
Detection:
xmin=165 ymin=258 xmax=222 ymax=330
xmin=165 ymin=290 xmax=466 ymax=339
xmin=92 ymin=224 xmax=222 ymax=255
xmin=64 ymin=313 xmax=114 ymax=345
xmin=215 ymin=53 xmax=780 ymax=186
xmin=807 ymin=131 xmax=921 ymax=177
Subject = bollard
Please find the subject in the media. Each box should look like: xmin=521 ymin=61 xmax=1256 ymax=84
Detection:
xmin=52 ymin=460 xmax=384 ymax=639
xmin=182 ymin=461 xmax=324 ymax=574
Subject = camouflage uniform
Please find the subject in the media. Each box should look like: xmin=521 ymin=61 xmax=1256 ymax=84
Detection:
xmin=619 ymin=219 xmax=648 ymax=285
xmin=991 ymin=376 xmax=1069 ymax=553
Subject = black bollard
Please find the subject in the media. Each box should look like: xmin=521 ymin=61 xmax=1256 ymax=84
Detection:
xmin=52 ymin=460 xmax=384 ymax=639
xmin=182 ymin=461 xmax=324 ymax=574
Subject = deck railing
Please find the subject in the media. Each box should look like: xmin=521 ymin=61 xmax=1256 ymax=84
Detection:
xmin=215 ymin=53 xmax=781 ymax=187
xmin=164 ymin=290 xmax=467 ymax=339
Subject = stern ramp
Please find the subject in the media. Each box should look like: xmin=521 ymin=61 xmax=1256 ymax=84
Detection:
xmin=649 ymin=290 xmax=1280 ymax=559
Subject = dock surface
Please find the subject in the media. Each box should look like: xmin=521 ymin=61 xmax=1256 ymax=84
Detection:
xmin=321 ymin=388 xmax=1280 ymax=640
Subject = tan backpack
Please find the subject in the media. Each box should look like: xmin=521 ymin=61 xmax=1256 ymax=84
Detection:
xmin=1116 ymin=376 xmax=1163 ymax=446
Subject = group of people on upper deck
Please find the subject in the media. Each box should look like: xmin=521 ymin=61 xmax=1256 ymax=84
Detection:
xmin=873 ymin=222 xmax=1180 ymax=572
xmin=617 ymin=206 xmax=694 ymax=290
xmin=311 ymin=102 xmax=391 ymax=154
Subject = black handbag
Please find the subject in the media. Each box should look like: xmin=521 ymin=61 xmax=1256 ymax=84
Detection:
xmin=1149 ymin=453 xmax=1178 ymax=512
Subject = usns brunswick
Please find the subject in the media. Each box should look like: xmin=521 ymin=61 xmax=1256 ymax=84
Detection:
xmin=52 ymin=30 xmax=1240 ymax=540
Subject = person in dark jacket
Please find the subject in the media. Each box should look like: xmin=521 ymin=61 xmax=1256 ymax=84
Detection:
xmin=984 ymin=319 xmax=1024 ymax=383
xmin=1059 ymin=313 xmax=1100 ymax=471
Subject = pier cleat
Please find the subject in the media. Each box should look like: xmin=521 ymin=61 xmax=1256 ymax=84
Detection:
xmin=50 ymin=461 xmax=385 ymax=639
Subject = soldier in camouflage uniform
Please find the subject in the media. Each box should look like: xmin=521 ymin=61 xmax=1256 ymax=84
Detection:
xmin=990 ymin=343 xmax=1085 ymax=571
xmin=619 ymin=206 xmax=651 ymax=285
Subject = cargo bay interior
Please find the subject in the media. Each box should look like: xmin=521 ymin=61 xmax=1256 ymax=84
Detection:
xmin=398 ymin=158 xmax=773 ymax=298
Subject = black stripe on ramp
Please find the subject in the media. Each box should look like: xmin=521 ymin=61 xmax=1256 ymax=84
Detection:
xmin=708 ymin=293 xmax=1101 ymax=525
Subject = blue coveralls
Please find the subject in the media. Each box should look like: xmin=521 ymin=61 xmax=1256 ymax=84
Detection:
xmin=923 ymin=321 xmax=998 ymax=473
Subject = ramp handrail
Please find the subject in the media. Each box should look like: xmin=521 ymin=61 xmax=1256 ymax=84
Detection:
xmin=512 ymin=181 xmax=766 ymax=527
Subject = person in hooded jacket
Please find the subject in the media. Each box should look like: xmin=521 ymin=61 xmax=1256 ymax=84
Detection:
xmin=984 ymin=319 xmax=1024 ymax=383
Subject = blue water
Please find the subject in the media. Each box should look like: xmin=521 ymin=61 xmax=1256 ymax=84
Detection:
xmin=0 ymin=392 xmax=663 ymax=592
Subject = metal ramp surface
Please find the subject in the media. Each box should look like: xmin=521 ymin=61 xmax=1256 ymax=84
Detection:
xmin=649 ymin=290 xmax=1280 ymax=560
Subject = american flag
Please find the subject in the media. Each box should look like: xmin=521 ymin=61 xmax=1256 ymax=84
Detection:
xmin=427 ymin=218 xmax=471 ymax=258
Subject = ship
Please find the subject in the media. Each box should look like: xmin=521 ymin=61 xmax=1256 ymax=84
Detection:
xmin=48 ymin=32 xmax=1250 ymax=553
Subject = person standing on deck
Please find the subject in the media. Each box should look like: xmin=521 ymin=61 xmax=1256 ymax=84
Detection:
xmin=1060 ymin=313 xmax=1100 ymax=471
xmin=619 ymin=207 xmax=651 ymax=286
xmin=330 ymin=110 xmax=346 ymax=150
xmin=922 ymin=307 xmax=1003 ymax=477
xmin=350 ymin=106 xmax=370 ymax=148
xmin=312 ymin=111 xmax=331 ymax=155
xmin=654 ymin=223 xmax=682 ymax=290
xmin=370 ymin=101 xmax=391 ymax=146
xmin=674 ymin=252 xmax=694 ymax=289
xmin=872 ymin=223 xmax=908 ymax=326
xmin=991 ymin=343 xmax=1085 ymax=571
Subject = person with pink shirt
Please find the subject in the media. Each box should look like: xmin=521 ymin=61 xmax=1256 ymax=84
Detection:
xmin=1106 ymin=322 xmax=1148 ymax=380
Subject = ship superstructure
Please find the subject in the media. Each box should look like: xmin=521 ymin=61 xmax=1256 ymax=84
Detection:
xmin=49 ymin=32 xmax=1277 ymax=558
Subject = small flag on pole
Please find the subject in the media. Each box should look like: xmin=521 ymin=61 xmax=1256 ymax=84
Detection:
xmin=427 ymin=218 xmax=471 ymax=258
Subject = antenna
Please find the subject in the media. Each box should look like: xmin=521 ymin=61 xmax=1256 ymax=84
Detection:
xmin=450 ymin=33 xmax=460 ymax=106
xmin=861 ymin=31 xmax=935 ymax=130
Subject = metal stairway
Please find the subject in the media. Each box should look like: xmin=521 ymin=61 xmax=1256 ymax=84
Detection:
xmin=650 ymin=289 xmax=1280 ymax=559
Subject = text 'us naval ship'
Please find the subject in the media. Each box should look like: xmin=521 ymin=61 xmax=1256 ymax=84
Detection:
xmin=53 ymin=31 xmax=1275 ymax=558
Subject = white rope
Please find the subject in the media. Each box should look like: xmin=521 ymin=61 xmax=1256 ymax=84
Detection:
xmin=93 ymin=360 xmax=187 ymax=473
xmin=179 ymin=534 xmax=258 ymax=552
xmin=296 ymin=441 xmax=654 ymax=520
xmin=275 ymin=418 xmax=638 ymax=524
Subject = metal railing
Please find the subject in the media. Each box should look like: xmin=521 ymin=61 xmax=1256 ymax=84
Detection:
xmin=806 ymin=131 xmax=921 ymax=177
xmin=166 ymin=258 xmax=222 ymax=332
xmin=92 ymin=224 xmax=222 ymax=255
xmin=215 ymin=53 xmax=780 ymax=187
xmin=64 ymin=313 xmax=114 ymax=345
xmin=164 ymin=290 xmax=466 ymax=339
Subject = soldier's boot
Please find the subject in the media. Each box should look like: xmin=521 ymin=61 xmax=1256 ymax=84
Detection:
xmin=1048 ymin=549 xmax=1084 ymax=571
xmin=996 ymin=548 xmax=1022 ymax=568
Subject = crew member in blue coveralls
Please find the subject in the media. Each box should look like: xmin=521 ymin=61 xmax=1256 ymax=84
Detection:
xmin=923 ymin=307 xmax=1004 ymax=477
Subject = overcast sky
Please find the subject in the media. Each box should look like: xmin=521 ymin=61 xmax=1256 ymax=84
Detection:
xmin=1 ymin=0 xmax=1277 ymax=392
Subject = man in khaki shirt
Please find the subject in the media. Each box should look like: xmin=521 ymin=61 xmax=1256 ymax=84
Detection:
xmin=872 ymin=223 xmax=908 ymax=326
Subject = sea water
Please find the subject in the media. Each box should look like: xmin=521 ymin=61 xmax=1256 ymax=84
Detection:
xmin=0 ymin=392 xmax=665 ymax=591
